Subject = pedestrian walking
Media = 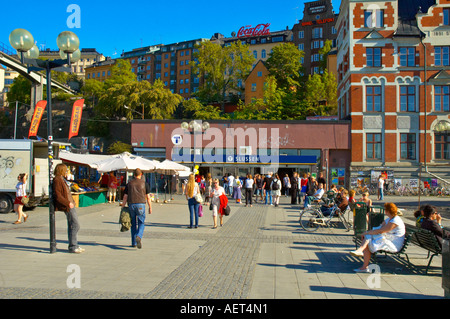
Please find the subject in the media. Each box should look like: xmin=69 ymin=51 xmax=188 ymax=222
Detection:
xmin=263 ymin=172 xmax=273 ymax=205
xmin=210 ymin=178 xmax=226 ymax=228
xmin=107 ymin=171 xmax=119 ymax=203
xmin=283 ymin=174 xmax=291 ymax=196
xmin=272 ymin=173 xmax=282 ymax=207
xmin=121 ymin=168 xmax=152 ymax=249
xmin=204 ymin=173 xmax=213 ymax=205
xmin=254 ymin=174 xmax=264 ymax=203
xmin=53 ymin=164 xmax=84 ymax=253
xmin=377 ymin=175 xmax=385 ymax=200
xmin=185 ymin=173 xmax=200 ymax=229
xmin=290 ymin=172 xmax=299 ymax=204
xmin=244 ymin=174 xmax=254 ymax=207
xmin=13 ymin=173 xmax=28 ymax=224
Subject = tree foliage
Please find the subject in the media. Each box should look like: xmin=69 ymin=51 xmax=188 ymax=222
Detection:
xmin=191 ymin=41 xmax=254 ymax=110
xmin=98 ymin=80 xmax=183 ymax=120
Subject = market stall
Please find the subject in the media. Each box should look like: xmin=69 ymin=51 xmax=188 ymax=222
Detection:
xmin=60 ymin=151 xmax=114 ymax=207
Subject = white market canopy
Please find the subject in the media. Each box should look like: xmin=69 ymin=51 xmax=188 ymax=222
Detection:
xmin=59 ymin=150 xmax=114 ymax=169
xmin=93 ymin=152 xmax=159 ymax=173
xmin=154 ymin=159 xmax=191 ymax=176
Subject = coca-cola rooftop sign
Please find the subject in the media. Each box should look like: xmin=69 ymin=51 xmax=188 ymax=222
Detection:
xmin=237 ymin=23 xmax=271 ymax=38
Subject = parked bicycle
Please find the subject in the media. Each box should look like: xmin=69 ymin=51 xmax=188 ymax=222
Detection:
xmin=299 ymin=197 xmax=352 ymax=232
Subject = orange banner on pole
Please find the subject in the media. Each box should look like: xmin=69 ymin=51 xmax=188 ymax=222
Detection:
xmin=28 ymin=100 xmax=47 ymax=138
xmin=68 ymin=99 xmax=84 ymax=140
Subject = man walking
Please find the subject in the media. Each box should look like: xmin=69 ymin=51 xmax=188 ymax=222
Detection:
xmin=121 ymin=169 xmax=152 ymax=249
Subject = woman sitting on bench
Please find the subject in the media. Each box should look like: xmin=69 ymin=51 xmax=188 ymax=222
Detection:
xmin=421 ymin=205 xmax=450 ymax=246
xmin=350 ymin=203 xmax=405 ymax=273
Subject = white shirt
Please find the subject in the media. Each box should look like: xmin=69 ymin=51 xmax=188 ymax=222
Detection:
xmin=245 ymin=178 xmax=254 ymax=189
xmin=228 ymin=176 xmax=234 ymax=186
xmin=314 ymin=188 xmax=324 ymax=199
xmin=16 ymin=182 xmax=27 ymax=197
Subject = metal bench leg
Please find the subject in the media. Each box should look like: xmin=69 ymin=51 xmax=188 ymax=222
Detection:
xmin=425 ymin=253 xmax=438 ymax=275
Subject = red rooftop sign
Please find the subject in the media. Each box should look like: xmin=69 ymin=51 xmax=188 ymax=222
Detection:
xmin=237 ymin=23 xmax=271 ymax=38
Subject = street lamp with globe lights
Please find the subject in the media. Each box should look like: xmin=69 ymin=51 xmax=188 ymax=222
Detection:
xmin=9 ymin=28 xmax=80 ymax=254
xmin=180 ymin=120 xmax=210 ymax=175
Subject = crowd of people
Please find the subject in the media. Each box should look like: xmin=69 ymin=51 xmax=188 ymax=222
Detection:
xmin=10 ymin=167 xmax=448 ymax=274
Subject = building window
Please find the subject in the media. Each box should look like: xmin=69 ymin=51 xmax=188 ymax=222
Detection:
xmin=251 ymin=83 xmax=257 ymax=92
xmin=364 ymin=9 xmax=384 ymax=28
xmin=257 ymin=71 xmax=263 ymax=77
xmin=444 ymin=8 xmax=450 ymax=25
xmin=435 ymin=85 xmax=450 ymax=112
xmin=435 ymin=46 xmax=449 ymax=66
xmin=400 ymin=133 xmax=416 ymax=160
xmin=366 ymin=86 xmax=382 ymax=112
xmin=366 ymin=47 xmax=381 ymax=67
xmin=298 ymin=31 xmax=304 ymax=39
xmin=298 ymin=43 xmax=304 ymax=51
xmin=253 ymin=50 xmax=258 ymax=59
xmin=312 ymin=27 xmax=323 ymax=39
xmin=366 ymin=133 xmax=382 ymax=159
xmin=261 ymin=49 xmax=266 ymax=59
xmin=399 ymin=47 xmax=415 ymax=67
xmin=435 ymin=133 xmax=450 ymax=159
xmin=400 ymin=86 xmax=416 ymax=112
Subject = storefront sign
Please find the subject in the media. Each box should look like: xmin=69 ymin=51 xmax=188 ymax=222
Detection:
xmin=237 ymin=23 xmax=271 ymax=38
xmin=308 ymin=5 xmax=326 ymax=14
xmin=302 ymin=17 xmax=335 ymax=27
xmin=173 ymin=154 xmax=317 ymax=165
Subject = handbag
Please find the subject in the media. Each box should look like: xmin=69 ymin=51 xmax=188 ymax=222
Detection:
xmin=209 ymin=203 xmax=213 ymax=210
xmin=21 ymin=196 xmax=29 ymax=205
xmin=195 ymin=192 xmax=203 ymax=204
xmin=224 ymin=205 xmax=231 ymax=216
xmin=198 ymin=204 xmax=203 ymax=217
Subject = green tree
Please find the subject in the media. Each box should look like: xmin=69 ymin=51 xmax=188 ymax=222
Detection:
xmin=7 ymin=75 xmax=31 ymax=105
xmin=304 ymin=69 xmax=337 ymax=116
xmin=265 ymin=43 xmax=304 ymax=90
xmin=191 ymin=41 xmax=254 ymax=110
xmin=104 ymin=59 xmax=137 ymax=87
xmin=98 ymin=80 xmax=182 ymax=120
xmin=107 ymin=141 xmax=132 ymax=154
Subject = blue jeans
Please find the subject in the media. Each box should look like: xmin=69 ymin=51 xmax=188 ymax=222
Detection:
xmin=265 ymin=189 xmax=272 ymax=205
xmin=188 ymin=198 xmax=199 ymax=228
xmin=64 ymin=208 xmax=80 ymax=252
xmin=379 ymin=188 xmax=384 ymax=200
xmin=129 ymin=203 xmax=146 ymax=246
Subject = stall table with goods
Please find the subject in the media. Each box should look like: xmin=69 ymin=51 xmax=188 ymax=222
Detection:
xmin=70 ymin=179 xmax=107 ymax=207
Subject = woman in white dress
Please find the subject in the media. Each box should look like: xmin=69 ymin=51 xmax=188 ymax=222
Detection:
xmin=350 ymin=202 xmax=405 ymax=272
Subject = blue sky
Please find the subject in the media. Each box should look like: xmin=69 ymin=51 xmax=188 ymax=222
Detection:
xmin=2 ymin=0 xmax=341 ymax=58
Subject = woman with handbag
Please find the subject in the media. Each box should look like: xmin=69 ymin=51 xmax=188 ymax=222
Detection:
xmin=186 ymin=173 xmax=201 ymax=229
xmin=209 ymin=178 xmax=226 ymax=228
xmin=13 ymin=173 xmax=28 ymax=224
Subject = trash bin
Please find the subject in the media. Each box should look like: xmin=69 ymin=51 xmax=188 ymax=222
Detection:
xmin=443 ymin=239 xmax=450 ymax=299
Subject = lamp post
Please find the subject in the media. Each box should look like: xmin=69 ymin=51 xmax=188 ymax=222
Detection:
xmin=9 ymin=28 xmax=80 ymax=254
xmin=180 ymin=120 xmax=210 ymax=175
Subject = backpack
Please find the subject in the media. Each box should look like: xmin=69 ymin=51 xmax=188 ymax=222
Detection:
xmin=272 ymin=179 xmax=280 ymax=190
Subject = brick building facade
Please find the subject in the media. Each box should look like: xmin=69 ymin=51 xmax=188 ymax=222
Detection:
xmin=337 ymin=0 xmax=450 ymax=188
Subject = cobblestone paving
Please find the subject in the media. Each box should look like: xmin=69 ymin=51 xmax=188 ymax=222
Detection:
xmin=145 ymin=204 xmax=267 ymax=299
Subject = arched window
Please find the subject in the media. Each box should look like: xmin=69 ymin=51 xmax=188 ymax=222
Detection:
xmin=261 ymin=49 xmax=266 ymax=59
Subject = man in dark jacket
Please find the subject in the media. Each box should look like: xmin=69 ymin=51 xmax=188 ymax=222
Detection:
xmin=53 ymin=163 xmax=83 ymax=253
xmin=121 ymin=169 xmax=152 ymax=249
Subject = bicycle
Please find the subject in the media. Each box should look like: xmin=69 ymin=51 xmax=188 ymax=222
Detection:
xmin=299 ymin=198 xmax=352 ymax=232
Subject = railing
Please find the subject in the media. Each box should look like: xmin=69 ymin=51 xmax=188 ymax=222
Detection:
xmin=0 ymin=41 xmax=15 ymax=56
